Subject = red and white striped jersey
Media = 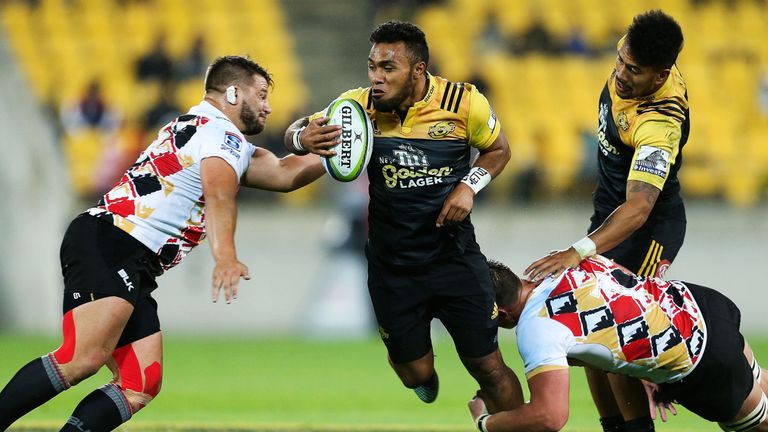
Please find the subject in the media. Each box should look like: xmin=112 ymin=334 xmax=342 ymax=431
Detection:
xmin=87 ymin=101 xmax=255 ymax=270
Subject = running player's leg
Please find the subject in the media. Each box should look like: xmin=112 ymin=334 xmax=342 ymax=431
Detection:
xmin=389 ymin=350 xmax=439 ymax=403
xmin=62 ymin=332 xmax=162 ymax=431
xmin=367 ymin=255 xmax=436 ymax=399
xmin=460 ymin=349 xmax=523 ymax=412
xmin=607 ymin=373 xmax=654 ymax=431
xmin=0 ymin=296 xmax=132 ymax=431
xmin=440 ymin=251 xmax=523 ymax=412
xmin=585 ymin=368 xmax=625 ymax=431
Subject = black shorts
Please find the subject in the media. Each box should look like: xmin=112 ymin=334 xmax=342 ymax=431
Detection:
xmin=589 ymin=203 xmax=686 ymax=277
xmin=60 ymin=214 xmax=163 ymax=347
xmin=659 ymin=283 xmax=753 ymax=422
xmin=366 ymin=247 xmax=499 ymax=364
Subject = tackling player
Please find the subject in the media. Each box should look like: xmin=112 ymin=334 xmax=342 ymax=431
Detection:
xmin=0 ymin=56 xmax=329 ymax=431
xmin=468 ymin=257 xmax=767 ymax=432
xmin=284 ymin=21 xmax=523 ymax=413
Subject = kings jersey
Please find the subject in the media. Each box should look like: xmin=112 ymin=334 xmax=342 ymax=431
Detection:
xmin=322 ymin=74 xmax=500 ymax=265
xmin=517 ymin=256 xmax=707 ymax=384
xmin=595 ymin=45 xmax=690 ymax=214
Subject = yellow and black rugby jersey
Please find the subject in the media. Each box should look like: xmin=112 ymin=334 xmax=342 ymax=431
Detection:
xmin=318 ymin=74 xmax=500 ymax=265
xmin=595 ymin=40 xmax=690 ymax=213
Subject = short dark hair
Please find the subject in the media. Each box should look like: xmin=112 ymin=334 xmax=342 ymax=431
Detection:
xmin=625 ymin=10 xmax=683 ymax=70
xmin=488 ymin=259 xmax=522 ymax=308
xmin=204 ymin=55 xmax=273 ymax=92
xmin=370 ymin=21 xmax=429 ymax=66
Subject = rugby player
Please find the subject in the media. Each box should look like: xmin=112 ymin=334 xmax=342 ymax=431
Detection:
xmin=284 ymin=21 xmax=523 ymax=412
xmin=468 ymin=257 xmax=767 ymax=432
xmin=524 ymin=11 xmax=690 ymax=431
xmin=0 ymin=56 xmax=328 ymax=431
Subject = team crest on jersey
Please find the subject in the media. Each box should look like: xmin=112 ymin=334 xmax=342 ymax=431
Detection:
xmin=617 ymin=111 xmax=629 ymax=131
xmin=224 ymin=132 xmax=242 ymax=150
xmin=633 ymin=146 xmax=669 ymax=178
xmin=491 ymin=302 xmax=499 ymax=320
xmin=428 ymin=121 xmax=456 ymax=139
xmin=221 ymin=132 xmax=242 ymax=159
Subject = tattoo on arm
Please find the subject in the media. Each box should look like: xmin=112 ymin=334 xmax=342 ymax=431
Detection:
xmin=628 ymin=181 xmax=661 ymax=205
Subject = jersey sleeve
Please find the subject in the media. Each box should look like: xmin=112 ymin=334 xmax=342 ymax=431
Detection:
xmin=627 ymin=117 xmax=681 ymax=190
xmin=516 ymin=316 xmax=572 ymax=379
xmin=309 ymin=87 xmax=370 ymax=121
xmin=196 ymin=122 xmax=253 ymax=179
xmin=466 ymin=87 xmax=501 ymax=150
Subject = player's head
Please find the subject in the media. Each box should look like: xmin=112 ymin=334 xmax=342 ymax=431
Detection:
xmin=205 ymin=55 xmax=273 ymax=135
xmin=487 ymin=259 xmax=523 ymax=329
xmin=368 ymin=21 xmax=429 ymax=113
xmin=614 ymin=10 xmax=683 ymax=99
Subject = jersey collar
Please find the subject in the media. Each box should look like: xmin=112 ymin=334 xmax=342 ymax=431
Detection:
xmin=189 ymin=100 xmax=234 ymax=124
xmin=645 ymin=68 xmax=675 ymax=100
xmin=414 ymin=73 xmax=438 ymax=108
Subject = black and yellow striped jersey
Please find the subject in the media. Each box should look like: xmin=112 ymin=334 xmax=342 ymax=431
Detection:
xmin=595 ymin=44 xmax=690 ymax=213
xmin=318 ymin=73 xmax=500 ymax=265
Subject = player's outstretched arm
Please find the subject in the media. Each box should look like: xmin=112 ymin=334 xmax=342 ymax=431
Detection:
xmin=525 ymin=180 xmax=660 ymax=281
xmin=201 ymin=156 xmax=251 ymax=304
xmin=469 ymin=369 xmax=570 ymax=432
xmin=284 ymin=116 xmax=341 ymax=157
xmin=240 ymin=147 xmax=326 ymax=192
xmin=436 ymin=130 xmax=511 ymax=227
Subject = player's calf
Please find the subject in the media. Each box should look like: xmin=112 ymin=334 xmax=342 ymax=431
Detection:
xmin=462 ymin=350 xmax=524 ymax=412
xmin=111 ymin=343 xmax=163 ymax=413
xmin=61 ymin=344 xmax=162 ymax=431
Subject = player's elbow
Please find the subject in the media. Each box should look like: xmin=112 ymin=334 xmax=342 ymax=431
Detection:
xmin=540 ymin=411 xmax=568 ymax=431
xmin=532 ymin=404 xmax=568 ymax=431
xmin=620 ymin=199 xmax=653 ymax=231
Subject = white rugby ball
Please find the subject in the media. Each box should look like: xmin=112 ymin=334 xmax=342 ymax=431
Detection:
xmin=322 ymin=98 xmax=373 ymax=182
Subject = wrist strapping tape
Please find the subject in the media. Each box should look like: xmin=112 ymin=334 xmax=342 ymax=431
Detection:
xmin=461 ymin=167 xmax=492 ymax=194
xmin=292 ymin=126 xmax=307 ymax=153
xmin=572 ymin=236 xmax=597 ymax=260
xmin=476 ymin=413 xmax=491 ymax=432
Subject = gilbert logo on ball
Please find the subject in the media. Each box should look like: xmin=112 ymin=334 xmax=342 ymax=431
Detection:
xmin=323 ymin=98 xmax=373 ymax=182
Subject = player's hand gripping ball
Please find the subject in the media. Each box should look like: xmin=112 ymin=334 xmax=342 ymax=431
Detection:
xmin=322 ymin=98 xmax=373 ymax=182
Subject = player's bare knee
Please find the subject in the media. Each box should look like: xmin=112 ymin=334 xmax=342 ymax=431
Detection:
xmin=61 ymin=351 xmax=111 ymax=384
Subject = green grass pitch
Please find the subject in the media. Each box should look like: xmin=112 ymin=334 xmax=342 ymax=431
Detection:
xmin=2 ymin=333 xmax=766 ymax=431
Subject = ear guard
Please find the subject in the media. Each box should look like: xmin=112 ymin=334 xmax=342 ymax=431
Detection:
xmin=226 ymin=86 xmax=237 ymax=104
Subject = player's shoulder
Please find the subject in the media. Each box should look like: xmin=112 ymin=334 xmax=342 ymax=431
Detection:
xmin=185 ymin=101 xmax=241 ymax=135
xmin=635 ymin=69 xmax=688 ymax=125
xmin=431 ymin=74 xmax=484 ymax=114
xmin=516 ymin=314 xmax=574 ymax=362
xmin=338 ymin=87 xmax=371 ymax=105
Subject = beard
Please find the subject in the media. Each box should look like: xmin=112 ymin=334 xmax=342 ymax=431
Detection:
xmin=240 ymin=102 xmax=264 ymax=135
xmin=372 ymin=74 xmax=415 ymax=113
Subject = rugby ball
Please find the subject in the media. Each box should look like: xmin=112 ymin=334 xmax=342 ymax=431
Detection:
xmin=322 ymin=98 xmax=373 ymax=182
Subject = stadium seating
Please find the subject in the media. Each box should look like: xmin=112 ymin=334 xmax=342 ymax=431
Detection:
xmin=416 ymin=0 xmax=768 ymax=205
xmin=1 ymin=0 xmax=306 ymax=197
xmin=2 ymin=0 xmax=766 ymax=204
